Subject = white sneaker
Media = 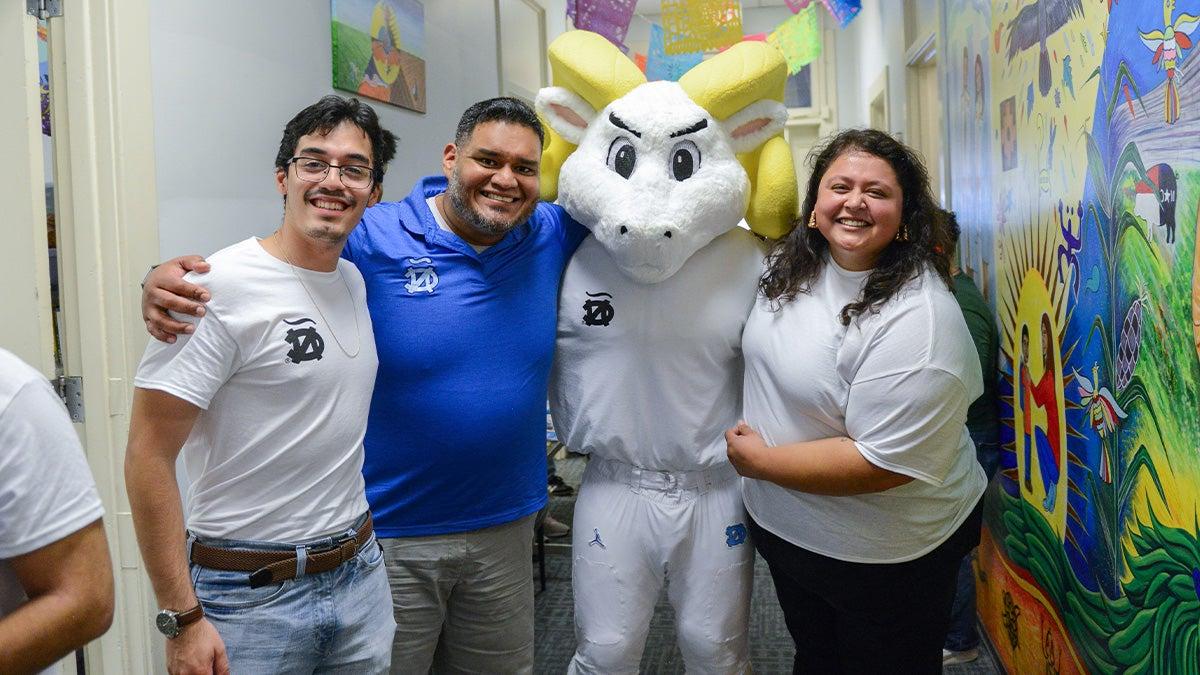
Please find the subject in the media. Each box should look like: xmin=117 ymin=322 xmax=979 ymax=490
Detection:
xmin=942 ymin=647 xmax=979 ymax=665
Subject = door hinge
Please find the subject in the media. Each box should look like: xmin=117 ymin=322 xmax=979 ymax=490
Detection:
xmin=27 ymin=0 xmax=63 ymax=19
xmin=52 ymin=375 xmax=85 ymax=423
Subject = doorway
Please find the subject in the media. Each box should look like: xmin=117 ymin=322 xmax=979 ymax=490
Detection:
xmin=1 ymin=2 xmax=162 ymax=672
xmin=905 ymin=33 xmax=943 ymax=203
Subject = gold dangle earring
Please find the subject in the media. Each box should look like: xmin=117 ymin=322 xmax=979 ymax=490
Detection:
xmin=807 ymin=211 xmax=817 ymax=229
xmin=896 ymin=223 xmax=909 ymax=241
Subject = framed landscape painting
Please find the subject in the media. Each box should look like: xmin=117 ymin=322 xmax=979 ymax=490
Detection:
xmin=332 ymin=0 xmax=426 ymax=113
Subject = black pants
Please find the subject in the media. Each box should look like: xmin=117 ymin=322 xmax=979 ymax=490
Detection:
xmin=750 ymin=498 xmax=983 ymax=674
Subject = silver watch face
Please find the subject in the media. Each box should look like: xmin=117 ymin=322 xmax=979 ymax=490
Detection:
xmin=156 ymin=610 xmax=180 ymax=638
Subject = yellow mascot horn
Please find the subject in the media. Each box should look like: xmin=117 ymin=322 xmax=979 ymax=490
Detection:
xmin=680 ymin=42 xmax=798 ymax=239
xmin=539 ymin=31 xmax=646 ymax=201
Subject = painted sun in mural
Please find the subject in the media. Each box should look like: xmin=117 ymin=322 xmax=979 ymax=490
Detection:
xmin=998 ymin=209 xmax=1087 ymax=551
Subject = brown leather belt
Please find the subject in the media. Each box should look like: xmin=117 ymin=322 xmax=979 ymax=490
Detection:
xmin=190 ymin=513 xmax=374 ymax=588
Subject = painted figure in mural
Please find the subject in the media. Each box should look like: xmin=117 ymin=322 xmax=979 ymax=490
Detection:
xmin=1138 ymin=0 xmax=1200 ymax=125
xmin=1055 ymin=199 xmax=1082 ymax=296
xmin=728 ymin=129 xmax=986 ymax=672
xmin=1000 ymin=97 xmax=1018 ymax=170
xmin=1133 ymin=163 xmax=1178 ymax=243
xmin=962 ymin=46 xmax=972 ymax=141
xmin=1020 ymin=324 xmax=1035 ymax=493
xmin=1006 ymin=0 xmax=1085 ymax=97
xmin=1075 ymin=362 xmax=1128 ymax=441
xmin=358 ymin=2 xmax=403 ymax=102
xmin=1031 ymin=313 xmax=1063 ymax=512
xmin=1062 ymin=54 xmax=1075 ymax=99
xmin=975 ymin=54 xmax=985 ymax=123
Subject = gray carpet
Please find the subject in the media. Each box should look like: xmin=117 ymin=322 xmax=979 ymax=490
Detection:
xmin=533 ymin=453 xmax=1003 ymax=674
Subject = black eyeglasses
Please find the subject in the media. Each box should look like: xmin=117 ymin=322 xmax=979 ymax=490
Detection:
xmin=288 ymin=157 xmax=375 ymax=189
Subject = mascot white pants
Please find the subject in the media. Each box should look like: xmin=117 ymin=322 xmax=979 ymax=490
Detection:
xmin=569 ymin=458 xmax=752 ymax=673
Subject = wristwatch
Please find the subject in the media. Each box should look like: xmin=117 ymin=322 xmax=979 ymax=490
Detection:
xmin=155 ymin=604 xmax=204 ymax=639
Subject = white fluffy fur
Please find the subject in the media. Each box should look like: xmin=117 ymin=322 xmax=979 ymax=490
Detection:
xmin=535 ymin=87 xmax=596 ymax=145
xmin=542 ymin=82 xmax=761 ymax=284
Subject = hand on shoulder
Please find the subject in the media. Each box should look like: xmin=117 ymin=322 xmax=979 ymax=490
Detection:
xmin=142 ymin=256 xmax=211 ymax=343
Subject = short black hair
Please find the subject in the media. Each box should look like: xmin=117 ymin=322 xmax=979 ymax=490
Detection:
xmin=275 ymin=95 xmax=398 ymax=183
xmin=942 ymin=209 xmax=960 ymax=245
xmin=454 ymin=97 xmax=545 ymax=148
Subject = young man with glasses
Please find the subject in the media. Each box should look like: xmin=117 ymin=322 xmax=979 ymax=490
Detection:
xmin=125 ymin=95 xmax=398 ymax=674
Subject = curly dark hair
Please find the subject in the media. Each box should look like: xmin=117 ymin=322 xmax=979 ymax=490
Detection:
xmin=759 ymin=128 xmax=952 ymax=325
xmin=275 ymin=95 xmax=398 ymax=185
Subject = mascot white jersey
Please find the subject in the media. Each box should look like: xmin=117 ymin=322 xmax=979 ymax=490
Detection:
xmin=536 ymin=31 xmax=798 ymax=674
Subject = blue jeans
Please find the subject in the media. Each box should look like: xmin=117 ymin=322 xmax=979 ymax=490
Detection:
xmin=944 ymin=440 xmax=1000 ymax=651
xmin=188 ymin=518 xmax=395 ymax=674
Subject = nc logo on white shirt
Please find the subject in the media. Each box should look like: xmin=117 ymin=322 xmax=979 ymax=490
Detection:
xmin=582 ymin=292 xmax=614 ymax=327
xmin=404 ymin=257 xmax=439 ymax=294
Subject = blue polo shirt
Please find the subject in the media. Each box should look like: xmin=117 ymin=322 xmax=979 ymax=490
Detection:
xmin=343 ymin=176 xmax=587 ymax=537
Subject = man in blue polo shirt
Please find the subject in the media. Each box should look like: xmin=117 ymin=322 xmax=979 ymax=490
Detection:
xmin=142 ymin=97 xmax=587 ymax=673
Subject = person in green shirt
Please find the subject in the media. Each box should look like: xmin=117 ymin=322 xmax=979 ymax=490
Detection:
xmin=941 ymin=210 xmax=1001 ymax=665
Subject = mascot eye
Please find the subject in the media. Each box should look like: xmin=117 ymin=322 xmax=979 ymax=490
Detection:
xmin=606 ymin=137 xmax=637 ymax=179
xmin=669 ymin=140 xmax=701 ymax=181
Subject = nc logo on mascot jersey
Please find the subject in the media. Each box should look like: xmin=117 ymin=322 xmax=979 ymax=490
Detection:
xmin=282 ymin=317 xmax=324 ymax=364
xmin=582 ymin=291 xmax=614 ymax=327
xmin=404 ymin=257 xmax=438 ymax=295
xmin=725 ymin=523 xmax=747 ymax=548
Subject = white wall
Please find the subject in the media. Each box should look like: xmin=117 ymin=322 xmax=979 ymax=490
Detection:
xmin=834 ymin=0 xmax=906 ymax=135
xmin=150 ymin=0 xmax=503 ymax=258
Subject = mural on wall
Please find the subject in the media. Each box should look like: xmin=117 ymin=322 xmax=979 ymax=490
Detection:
xmin=944 ymin=0 xmax=1200 ymax=672
xmin=331 ymin=0 xmax=426 ymax=113
xmin=943 ymin=0 xmax=995 ymax=301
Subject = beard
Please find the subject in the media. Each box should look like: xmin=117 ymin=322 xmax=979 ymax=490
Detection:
xmin=446 ymin=167 xmax=535 ymax=239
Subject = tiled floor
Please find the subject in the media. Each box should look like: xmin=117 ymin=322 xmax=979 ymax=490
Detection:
xmin=533 ymin=453 xmax=1003 ymax=674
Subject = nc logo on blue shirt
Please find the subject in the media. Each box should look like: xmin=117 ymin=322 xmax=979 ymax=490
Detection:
xmin=404 ymin=257 xmax=438 ymax=294
xmin=725 ymin=523 xmax=747 ymax=548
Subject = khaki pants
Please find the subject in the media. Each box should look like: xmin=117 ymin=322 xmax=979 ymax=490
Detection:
xmin=380 ymin=514 xmax=535 ymax=675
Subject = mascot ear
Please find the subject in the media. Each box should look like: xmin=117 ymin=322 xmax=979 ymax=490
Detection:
xmin=536 ymin=87 xmax=597 ymax=146
xmin=722 ymin=99 xmax=788 ymax=155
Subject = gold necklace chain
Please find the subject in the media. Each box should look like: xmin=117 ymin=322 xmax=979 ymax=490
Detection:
xmin=274 ymin=232 xmax=361 ymax=359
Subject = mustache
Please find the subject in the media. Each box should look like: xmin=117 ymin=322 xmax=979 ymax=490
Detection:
xmin=304 ymin=188 xmax=352 ymax=202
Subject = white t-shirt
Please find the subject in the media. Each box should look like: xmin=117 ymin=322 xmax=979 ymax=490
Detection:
xmin=550 ymin=228 xmax=764 ymax=470
xmin=0 ymin=349 xmax=104 ymax=621
xmin=741 ymin=259 xmax=986 ymax=563
xmin=135 ymin=238 xmax=377 ymax=542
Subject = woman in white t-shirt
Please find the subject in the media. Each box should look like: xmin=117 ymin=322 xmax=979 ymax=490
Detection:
xmin=725 ymin=129 xmax=987 ymax=673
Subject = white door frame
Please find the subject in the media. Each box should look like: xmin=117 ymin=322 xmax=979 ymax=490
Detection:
xmin=3 ymin=1 xmax=163 ymax=671
xmin=0 ymin=4 xmax=56 ymax=376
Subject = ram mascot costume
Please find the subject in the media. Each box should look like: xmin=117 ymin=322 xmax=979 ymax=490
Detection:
xmin=537 ymin=31 xmax=797 ymax=673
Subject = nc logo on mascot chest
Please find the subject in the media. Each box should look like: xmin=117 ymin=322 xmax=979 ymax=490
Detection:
xmin=725 ymin=523 xmax=747 ymax=548
xmin=282 ymin=317 xmax=324 ymax=364
xmin=582 ymin=291 xmax=614 ymax=327
xmin=404 ymin=257 xmax=439 ymax=295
